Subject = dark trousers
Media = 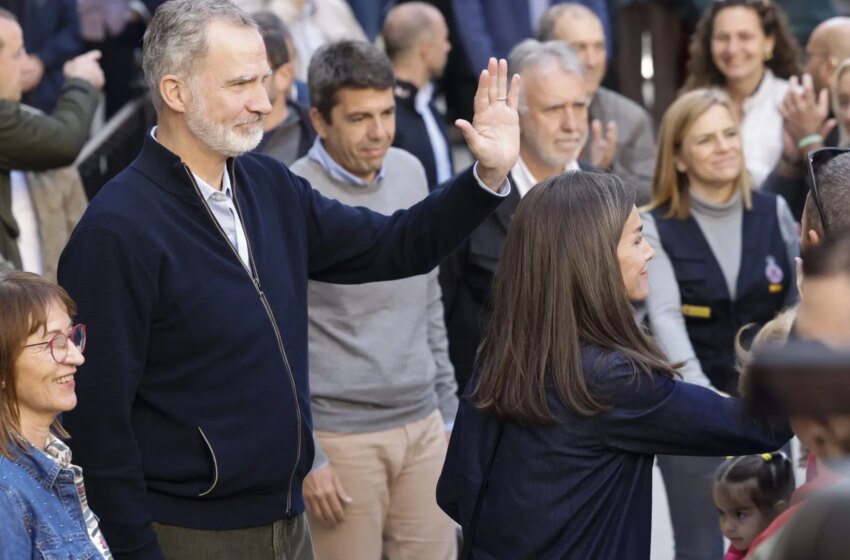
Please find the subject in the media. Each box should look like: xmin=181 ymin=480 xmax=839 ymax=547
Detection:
xmin=657 ymin=455 xmax=724 ymax=560
xmin=153 ymin=514 xmax=314 ymax=560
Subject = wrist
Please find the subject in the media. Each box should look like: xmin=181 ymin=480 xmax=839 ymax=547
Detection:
xmin=797 ymin=134 xmax=824 ymax=150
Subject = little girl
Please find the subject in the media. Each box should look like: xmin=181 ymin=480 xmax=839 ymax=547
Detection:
xmin=713 ymin=452 xmax=796 ymax=560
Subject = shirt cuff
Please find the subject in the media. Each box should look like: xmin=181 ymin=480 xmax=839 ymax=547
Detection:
xmin=472 ymin=162 xmax=511 ymax=197
xmin=444 ymin=421 xmax=455 ymax=432
xmin=311 ymin=460 xmax=329 ymax=472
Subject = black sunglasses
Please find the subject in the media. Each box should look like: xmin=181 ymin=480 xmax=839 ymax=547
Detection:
xmin=806 ymin=147 xmax=850 ymax=234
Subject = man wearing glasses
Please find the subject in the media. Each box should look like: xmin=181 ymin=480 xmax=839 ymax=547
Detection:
xmin=56 ymin=1 xmax=518 ymax=559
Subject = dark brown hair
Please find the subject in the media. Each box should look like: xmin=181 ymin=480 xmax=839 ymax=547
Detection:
xmin=0 ymin=270 xmax=75 ymax=458
xmin=683 ymin=0 xmax=802 ymax=92
xmin=473 ymin=171 xmax=677 ymax=424
xmin=714 ymin=452 xmax=795 ymax=516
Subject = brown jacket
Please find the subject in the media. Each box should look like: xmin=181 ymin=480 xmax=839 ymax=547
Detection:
xmin=24 ymin=166 xmax=88 ymax=281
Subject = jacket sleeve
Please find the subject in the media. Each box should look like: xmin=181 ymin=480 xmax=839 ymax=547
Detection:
xmin=450 ymin=0 xmax=496 ymax=73
xmin=642 ymin=213 xmax=714 ymax=388
xmin=0 ymin=79 xmax=99 ymax=171
xmin=612 ymin=108 xmax=656 ymax=205
xmin=428 ymin=270 xmax=459 ymax=426
xmin=304 ymin=165 xmax=503 ymax=283
xmin=592 ymin=354 xmax=792 ymax=456
xmin=33 ymin=0 xmax=83 ymax=71
xmin=58 ymin=227 xmax=164 ymax=560
xmin=0 ymin=488 xmax=32 ymax=559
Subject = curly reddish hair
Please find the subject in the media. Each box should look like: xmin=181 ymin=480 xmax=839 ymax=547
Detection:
xmin=683 ymin=0 xmax=802 ymax=92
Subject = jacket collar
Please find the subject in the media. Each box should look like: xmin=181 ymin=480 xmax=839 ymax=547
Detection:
xmin=133 ymin=129 xmax=238 ymax=202
xmin=5 ymin=439 xmax=64 ymax=489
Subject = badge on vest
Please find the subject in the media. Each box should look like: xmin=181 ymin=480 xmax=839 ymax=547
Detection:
xmin=765 ymin=256 xmax=784 ymax=293
xmin=682 ymin=304 xmax=711 ymax=319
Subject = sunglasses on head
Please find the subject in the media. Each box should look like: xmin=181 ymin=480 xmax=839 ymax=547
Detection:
xmin=806 ymin=147 xmax=850 ymax=235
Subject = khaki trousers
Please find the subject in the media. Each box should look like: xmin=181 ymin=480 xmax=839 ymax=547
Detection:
xmin=309 ymin=410 xmax=456 ymax=560
xmin=153 ymin=514 xmax=314 ymax=560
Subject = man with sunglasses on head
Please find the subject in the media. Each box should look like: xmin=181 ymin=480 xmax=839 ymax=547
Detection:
xmin=801 ymin=148 xmax=850 ymax=253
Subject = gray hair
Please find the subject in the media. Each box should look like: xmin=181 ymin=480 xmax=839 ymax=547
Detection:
xmin=507 ymin=39 xmax=586 ymax=112
xmin=536 ymin=3 xmax=600 ymax=42
xmin=142 ymin=0 xmax=259 ymax=111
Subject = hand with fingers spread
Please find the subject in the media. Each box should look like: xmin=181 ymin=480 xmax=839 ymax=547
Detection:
xmin=303 ymin=464 xmax=352 ymax=526
xmin=455 ymin=57 xmax=521 ymax=191
xmin=779 ymin=73 xmax=836 ymax=161
xmin=589 ymin=119 xmax=618 ymax=170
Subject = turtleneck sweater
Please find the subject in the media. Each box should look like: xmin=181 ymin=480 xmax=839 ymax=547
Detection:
xmin=641 ymin=190 xmax=798 ymax=388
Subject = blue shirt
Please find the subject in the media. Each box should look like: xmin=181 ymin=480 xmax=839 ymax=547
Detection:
xmin=0 ymin=441 xmax=110 ymax=560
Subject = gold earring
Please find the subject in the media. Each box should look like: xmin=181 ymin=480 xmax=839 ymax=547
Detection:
xmin=763 ymin=51 xmax=773 ymax=62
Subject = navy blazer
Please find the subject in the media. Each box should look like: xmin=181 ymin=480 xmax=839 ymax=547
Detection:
xmin=451 ymin=0 xmax=612 ymax=74
xmin=437 ymin=346 xmax=791 ymax=560
xmin=20 ymin=0 xmax=83 ymax=112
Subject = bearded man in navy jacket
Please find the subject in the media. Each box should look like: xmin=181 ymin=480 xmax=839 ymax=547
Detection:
xmin=56 ymin=0 xmax=520 ymax=558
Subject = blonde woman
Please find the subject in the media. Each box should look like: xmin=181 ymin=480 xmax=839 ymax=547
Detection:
xmin=642 ymin=88 xmax=799 ymax=560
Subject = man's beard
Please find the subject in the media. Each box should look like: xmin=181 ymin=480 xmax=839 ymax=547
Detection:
xmin=185 ymin=91 xmax=264 ymax=158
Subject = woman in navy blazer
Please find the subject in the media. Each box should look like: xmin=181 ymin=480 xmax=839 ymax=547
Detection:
xmin=436 ymin=171 xmax=791 ymax=560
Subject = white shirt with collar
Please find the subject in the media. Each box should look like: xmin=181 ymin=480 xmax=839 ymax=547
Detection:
xmin=414 ymin=81 xmax=452 ymax=184
xmin=10 ymin=170 xmax=44 ymax=275
xmin=511 ymin=156 xmax=580 ymax=198
xmin=151 ymin=127 xmax=250 ymax=270
xmin=739 ymin=69 xmax=789 ymax=188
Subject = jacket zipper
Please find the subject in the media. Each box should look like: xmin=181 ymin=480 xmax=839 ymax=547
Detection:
xmin=183 ymin=163 xmax=302 ymax=520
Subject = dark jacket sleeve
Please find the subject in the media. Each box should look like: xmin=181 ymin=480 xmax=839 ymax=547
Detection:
xmin=761 ymin=169 xmax=807 ymax=222
xmin=58 ymin=227 xmax=164 ymax=560
xmin=0 ymin=79 xmax=99 ymax=171
xmin=33 ymin=0 xmax=82 ymax=71
xmin=304 ymin=166 xmax=504 ymax=283
xmin=592 ymin=354 xmax=792 ymax=456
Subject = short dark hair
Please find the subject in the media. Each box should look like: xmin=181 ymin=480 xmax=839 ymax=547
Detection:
xmin=307 ymin=40 xmax=395 ymax=123
xmin=714 ymin=453 xmax=795 ymax=516
xmin=803 ymin=228 xmax=850 ymax=280
xmin=252 ymin=11 xmax=291 ymax=69
xmin=804 ymin=152 xmax=850 ymax=238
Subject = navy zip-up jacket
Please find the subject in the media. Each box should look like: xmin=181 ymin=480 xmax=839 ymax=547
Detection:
xmin=437 ymin=345 xmax=791 ymax=560
xmin=57 ymin=133 xmax=504 ymax=559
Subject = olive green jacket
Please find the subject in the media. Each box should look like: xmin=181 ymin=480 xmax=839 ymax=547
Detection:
xmin=0 ymin=78 xmax=99 ymax=269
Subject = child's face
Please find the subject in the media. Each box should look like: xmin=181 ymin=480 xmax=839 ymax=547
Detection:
xmin=713 ymin=484 xmax=772 ymax=551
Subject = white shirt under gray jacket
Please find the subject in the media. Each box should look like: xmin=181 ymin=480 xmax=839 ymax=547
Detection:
xmin=642 ymin=191 xmax=799 ymax=389
xmin=291 ymin=142 xmax=458 ymax=470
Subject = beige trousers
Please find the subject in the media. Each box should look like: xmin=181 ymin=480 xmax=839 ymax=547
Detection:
xmin=309 ymin=409 xmax=456 ymax=560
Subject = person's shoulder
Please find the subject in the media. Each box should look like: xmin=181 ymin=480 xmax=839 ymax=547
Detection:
xmin=594 ymin=87 xmax=652 ymax=122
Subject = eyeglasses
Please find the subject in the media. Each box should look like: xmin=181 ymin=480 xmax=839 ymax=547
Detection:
xmin=23 ymin=324 xmax=87 ymax=363
xmin=806 ymin=147 xmax=850 ymax=235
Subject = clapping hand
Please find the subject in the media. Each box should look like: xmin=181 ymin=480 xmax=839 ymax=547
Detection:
xmin=589 ymin=119 xmax=618 ymax=170
xmin=455 ymin=57 xmax=521 ymax=192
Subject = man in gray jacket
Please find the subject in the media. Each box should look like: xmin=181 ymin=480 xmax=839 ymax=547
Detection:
xmin=538 ymin=3 xmax=657 ymax=203
xmin=290 ymin=40 xmax=458 ymax=560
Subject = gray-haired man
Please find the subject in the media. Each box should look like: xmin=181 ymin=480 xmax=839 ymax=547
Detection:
xmin=57 ymin=0 xmax=520 ymax=558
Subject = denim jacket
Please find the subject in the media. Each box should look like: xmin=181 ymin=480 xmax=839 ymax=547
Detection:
xmin=0 ymin=441 xmax=105 ymax=560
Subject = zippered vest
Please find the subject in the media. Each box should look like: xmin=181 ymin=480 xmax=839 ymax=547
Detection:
xmin=650 ymin=192 xmax=791 ymax=394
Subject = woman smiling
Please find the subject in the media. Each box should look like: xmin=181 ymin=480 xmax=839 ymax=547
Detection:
xmin=0 ymin=270 xmax=112 ymax=559
xmin=642 ymin=88 xmax=798 ymax=560
xmin=683 ymin=0 xmax=802 ymax=187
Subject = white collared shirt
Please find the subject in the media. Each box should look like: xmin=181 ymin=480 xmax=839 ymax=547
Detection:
xmin=414 ymin=82 xmax=452 ymax=184
xmin=150 ymin=127 xmax=250 ymax=270
xmin=511 ymin=156 xmax=580 ymax=198
xmin=10 ymin=170 xmax=44 ymax=275
xmin=739 ymin=69 xmax=788 ymax=188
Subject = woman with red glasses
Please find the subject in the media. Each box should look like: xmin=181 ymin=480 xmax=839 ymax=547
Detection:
xmin=0 ymin=270 xmax=112 ymax=559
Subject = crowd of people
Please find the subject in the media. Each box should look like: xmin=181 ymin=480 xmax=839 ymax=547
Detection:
xmin=2 ymin=1 xmax=850 ymax=559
